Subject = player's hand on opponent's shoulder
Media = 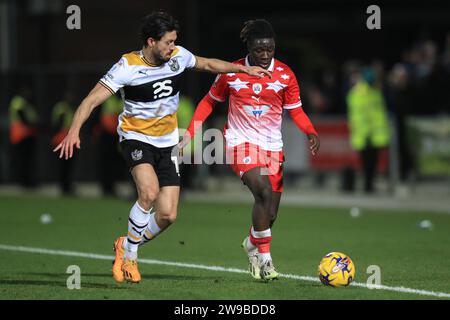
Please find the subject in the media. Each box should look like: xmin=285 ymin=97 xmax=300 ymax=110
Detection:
xmin=177 ymin=134 xmax=192 ymax=157
xmin=53 ymin=131 xmax=81 ymax=160
xmin=308 ymin=134 xmax=320 ymax=156
xmin=242 ymin=65 xmax=272 ymax=78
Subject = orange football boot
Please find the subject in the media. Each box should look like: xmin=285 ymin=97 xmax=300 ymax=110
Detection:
xmin=112 ymin=236 xmax=126 ymax=283
xmin=122 ymin=258 xmax=141 ymax=283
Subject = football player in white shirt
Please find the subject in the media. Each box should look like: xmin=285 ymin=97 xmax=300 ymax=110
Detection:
xmin=54 ymin=11 xmax=270 ymax=283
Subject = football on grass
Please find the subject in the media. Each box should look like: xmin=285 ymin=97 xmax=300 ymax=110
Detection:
xmin=318 ymin=252 xmax=355 ymax=287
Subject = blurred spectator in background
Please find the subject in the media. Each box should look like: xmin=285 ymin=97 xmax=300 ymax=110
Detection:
xmin=442 ymin=32 xmax=450 ymax=73
xmin=342 ymin=60 xmax=361 ymax=94
xmin=417 ymin=40 xmax=437 ymax=80
xmin=442 ymin=33 xmax=450 ymax=111
xmin=177 ymin=95 xmax=195 ymax=190
xmin=96 ymin=93 xmax=124 ymax=197
xmin=51 ymin=91 xmax=76 ymax=195
xmin=400 ymin=38 xmax=449 ymax=114
xmin=346 ymin=66 xmax=390 ymax=193
xmin=418 ymin=40 xmax=448 ymax=114
xmin=320 ymin=70 xmax=341 ymax=114
xmin=386 ymin=64 xmax=414 ymax=185
xmin=371 ymin=59 xmax=386 ymax=94
xmin=305 ymin=84 xmax=329 ymax=114
xmin=304 ymin=71 xmax=341 ymax=115
xmin=9 ymin=86 xmax=38 ymax=188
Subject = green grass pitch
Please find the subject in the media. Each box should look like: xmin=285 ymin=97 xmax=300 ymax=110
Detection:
xmin=0 ymin=195 xmax=449 ymax=300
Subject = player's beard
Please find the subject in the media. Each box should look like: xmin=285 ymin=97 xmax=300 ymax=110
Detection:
xmin=153 ymin=49 xmax=171 ymax=65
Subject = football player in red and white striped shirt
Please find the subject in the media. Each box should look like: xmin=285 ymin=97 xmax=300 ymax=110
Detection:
xmin=179 ymin=19 xmax=319 ymax=280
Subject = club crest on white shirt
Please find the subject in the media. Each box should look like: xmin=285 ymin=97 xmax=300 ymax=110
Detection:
xmin=252 ymin=83 xmax=262 ymax=95
xmin=168 ymin=58 xmax=180 ymax=72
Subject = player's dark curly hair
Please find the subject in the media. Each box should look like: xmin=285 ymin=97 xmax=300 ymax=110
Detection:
xmin=240 ymin=19 xmax=276 ymax=45
xmin=140 ymin=11 xmax=180 ymax=46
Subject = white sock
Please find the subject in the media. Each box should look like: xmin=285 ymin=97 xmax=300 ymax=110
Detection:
xmin=124 ymin=201 xmax=151 ymax=260
xmin=140 ymin=211 xmax=162 ymax=245
xmin=259 ymin=252 xmax=272 ymax=264
xmin=250 ymin=227 xmax=273 ymax=263
xmin=245 ymin=236 xmax=257 ymax=254
xmin=122 ymin=211 xmax=161 ymax=249
xmin=251 ymin=227 xmax=271 ymax=238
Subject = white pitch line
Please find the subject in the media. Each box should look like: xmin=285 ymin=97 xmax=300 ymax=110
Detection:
xmin=1 ymin=244 xmax=449 ymax=299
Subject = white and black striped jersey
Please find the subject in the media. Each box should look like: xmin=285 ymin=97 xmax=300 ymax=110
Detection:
xmin=99 ymin=46 xmax=196 ymax=147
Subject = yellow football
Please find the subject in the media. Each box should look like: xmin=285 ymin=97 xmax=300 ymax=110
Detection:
xmin=318 ymin=252 xmax=356 ymax=287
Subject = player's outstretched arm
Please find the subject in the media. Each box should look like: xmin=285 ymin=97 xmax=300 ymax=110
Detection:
xmin=193 ymin=56 xmax=271 ymax=78
xmin=53 ymin=83 xmax=112 ymax=160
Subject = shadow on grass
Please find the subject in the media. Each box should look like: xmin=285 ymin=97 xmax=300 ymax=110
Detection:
xmin=0 ymin=279 xmax=125 ymax=289
xmin=24 ymin=272 xmax=221 ymax=281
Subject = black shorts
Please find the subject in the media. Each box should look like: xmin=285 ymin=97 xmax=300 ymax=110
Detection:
xmin=120 ymin=139 xmax=180 ymax=187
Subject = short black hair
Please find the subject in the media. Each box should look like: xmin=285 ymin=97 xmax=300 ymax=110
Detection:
xmin=240 ymin=19 xmax=276 ymax=45
xmin=140 ymin=11 xmax=180 ymax=46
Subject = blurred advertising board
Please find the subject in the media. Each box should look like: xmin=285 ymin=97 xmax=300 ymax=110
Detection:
xmin=407 ymin=117 xmax=450 ymax=176
xmin=307 ymin=117 xmax=388 ymax=172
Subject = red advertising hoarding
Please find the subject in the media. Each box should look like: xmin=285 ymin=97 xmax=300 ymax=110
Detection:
xmin=310 ymin=118 xmax=388 ymax=172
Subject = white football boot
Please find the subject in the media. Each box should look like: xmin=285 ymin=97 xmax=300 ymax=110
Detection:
xmin=241 ymin=236 xmax=261 ymax=280
xmin=259 ymin=259 xmax=279 ymax=281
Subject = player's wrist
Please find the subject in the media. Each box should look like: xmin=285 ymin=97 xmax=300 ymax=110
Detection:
xmin=307 ymin=131 xmax=318 ymax=138
xmin=237 ymin=64 xmax=247 ymax=74
xmin=68 ymin=126 xmax=81 ymax=137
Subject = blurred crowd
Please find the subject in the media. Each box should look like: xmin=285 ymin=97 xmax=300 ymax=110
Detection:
xmin=6 ymin=87 xmax=196 ymax=196
xmin=7 ymin=89 xmax=127 ymax=196
xmin=300 ymin=33 xmax=450 ymax=193
xmin=302 ymin=33 xmax=450 ymax=116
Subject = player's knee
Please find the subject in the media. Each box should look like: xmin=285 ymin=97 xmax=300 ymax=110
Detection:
xmin=138 ymin=187 xmax=159 ymax=209
xmin=159 ymin=209 xmax=177 ymax=225
xmin=253 ymin=183 xmax=272 ymax=203
xmin=166 ymin=214 xmax=177 ymax=225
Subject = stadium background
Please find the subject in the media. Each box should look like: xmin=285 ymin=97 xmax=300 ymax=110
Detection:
xmin=1 ymin=0 xmax=449 ymax=197
xmin=0 ymin=0 xmax=449 ymax=301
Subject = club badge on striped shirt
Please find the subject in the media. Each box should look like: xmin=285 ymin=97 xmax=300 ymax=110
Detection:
xmin=131 ymin=149 xmax=143 ymax=161
xmin=168 ymin=58 xmax=180 ymax=72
